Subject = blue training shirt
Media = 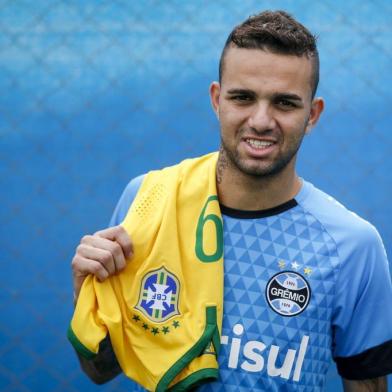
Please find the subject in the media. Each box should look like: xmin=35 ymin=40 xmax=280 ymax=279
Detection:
xmin=109 ymin=175 xmax=392 ymax=391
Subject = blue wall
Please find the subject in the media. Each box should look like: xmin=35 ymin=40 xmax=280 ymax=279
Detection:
xmin=1 ymin=1 xmax=391 ymax=390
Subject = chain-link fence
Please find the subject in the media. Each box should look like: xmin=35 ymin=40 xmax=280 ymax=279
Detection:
xmin=1 ymin=0 xmax=391 ymax=390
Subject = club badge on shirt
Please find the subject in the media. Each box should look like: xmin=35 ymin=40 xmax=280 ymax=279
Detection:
xmin=135 ymin=266 xmax=181 ymax=323
xmin=266 ymin=271 xmax=311 ymax=317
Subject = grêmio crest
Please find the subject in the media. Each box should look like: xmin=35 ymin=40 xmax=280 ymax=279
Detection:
xmin=135 ymin=266 xmax=180 ymax=323
xmin=266 ymin=271 xmax=311 ymax=317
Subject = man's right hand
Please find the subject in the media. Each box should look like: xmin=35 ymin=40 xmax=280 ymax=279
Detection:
xmin=71 ymin=225 xmax=133 ymax=302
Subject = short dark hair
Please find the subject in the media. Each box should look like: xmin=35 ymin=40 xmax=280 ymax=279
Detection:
xmin=219 ymin=10 xmax=319 ymax=98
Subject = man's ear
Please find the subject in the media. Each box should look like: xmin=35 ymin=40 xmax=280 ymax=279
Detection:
xmin=209 ymin=81 xmax=221 ymax=119
xmin=305 ymin=97 xmax=325 ymax=134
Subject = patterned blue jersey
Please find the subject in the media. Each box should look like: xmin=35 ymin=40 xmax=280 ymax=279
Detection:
xmin=109 ymin=176 xmax=392 ymax=391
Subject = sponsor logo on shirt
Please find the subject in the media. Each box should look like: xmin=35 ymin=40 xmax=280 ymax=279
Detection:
xmin=266 ymin=271 xmax=311 ymax=317
xmin=221 ymin=323 xmax=309 ymax=382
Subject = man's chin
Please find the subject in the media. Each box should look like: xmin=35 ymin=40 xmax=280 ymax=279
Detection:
xmin=234 ymin=160 xmax=277 ymax=178
xmin=222 ymin=147 xmax=286 ymax=178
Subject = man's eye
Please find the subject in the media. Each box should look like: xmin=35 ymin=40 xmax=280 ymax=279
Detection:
xmin=276 ymin=99 xmax=296 ymax=108
xmin=231 ymin=95 xmax=253 ymax=102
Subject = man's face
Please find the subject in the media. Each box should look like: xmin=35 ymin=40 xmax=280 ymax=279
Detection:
xmin=210 ymin=47 xmax=323 ymax=178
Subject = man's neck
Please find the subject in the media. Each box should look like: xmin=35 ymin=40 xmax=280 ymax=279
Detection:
xmin=216 ymin=156 xmax=302 ymax=211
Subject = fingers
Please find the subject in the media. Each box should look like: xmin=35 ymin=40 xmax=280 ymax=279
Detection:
xmin=76 ymin=242 xmax=117 ymax=276
xmin=84 ymin=225 xmax=133 ymax=274
xmin=71 ymin=225 xmax=134 ymax=300
xmin=95 ymin=225 xmax=133 ymax=259
xmin=72 ymin=255 xmax=110 ymax=282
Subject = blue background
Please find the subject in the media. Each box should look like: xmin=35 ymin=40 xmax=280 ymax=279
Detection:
xmin=1 ymin=0 xmax=391 ymax=390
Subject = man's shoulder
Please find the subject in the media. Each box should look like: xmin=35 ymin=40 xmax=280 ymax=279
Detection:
xmin=110 ymin=152 xmax=218 ymax=226
xmin=109 ymin=175 xmax=145 ymax=226
xmin=297 ymin=180 xmax=381 ymax=247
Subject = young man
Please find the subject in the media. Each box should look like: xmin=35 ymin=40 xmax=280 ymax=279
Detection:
xmin=69 ymin=10 xmax=392 ymax=391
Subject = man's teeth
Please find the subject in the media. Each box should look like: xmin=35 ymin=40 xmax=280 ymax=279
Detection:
xmin=247 ymin=139 xmax=274 ymax=148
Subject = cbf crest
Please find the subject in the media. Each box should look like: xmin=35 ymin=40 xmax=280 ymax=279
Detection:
xmin=135 ymin=267 xmax=180 ymax=323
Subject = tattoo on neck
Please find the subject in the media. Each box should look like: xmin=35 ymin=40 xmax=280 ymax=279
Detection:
xmin=217 ymin=148 xmax=228 ymax=185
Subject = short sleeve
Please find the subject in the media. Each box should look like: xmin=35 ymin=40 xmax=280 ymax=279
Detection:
xmin=67 ymin=275 xmax=108 ymax=359
xmin=109 ymin=175 xmax=145 ymax=227
xmin=332 ymin=224 xmax=392 ymax=379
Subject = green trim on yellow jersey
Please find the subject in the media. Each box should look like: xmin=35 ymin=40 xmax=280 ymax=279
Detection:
xmin=168 ymin=368 xmax=219 ymax=391
xmin=157 ymin=306 xmax=220 ymax=391
xmin=67 ymin=325 xmax=96 ymax=360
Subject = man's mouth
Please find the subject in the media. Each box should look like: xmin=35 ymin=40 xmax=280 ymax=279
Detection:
xmin=245 ymin=138 xmax=275 ymax=149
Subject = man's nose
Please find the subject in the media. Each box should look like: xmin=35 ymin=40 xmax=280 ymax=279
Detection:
xmin=247 ymin=102 xmax=276 ymax=132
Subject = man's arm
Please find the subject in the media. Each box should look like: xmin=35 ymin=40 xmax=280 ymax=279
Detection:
xmin=76 ymin=336 xmax=122 ymax=384
xmin=71 ymin=225 xmax=133 ymax=383
xmin=343 ymin=377 xmax=387 ymax=392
